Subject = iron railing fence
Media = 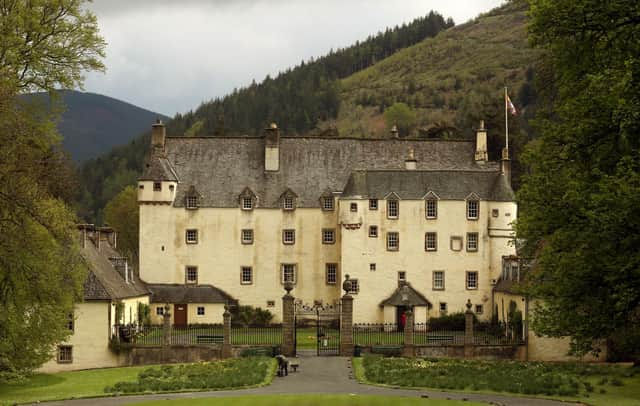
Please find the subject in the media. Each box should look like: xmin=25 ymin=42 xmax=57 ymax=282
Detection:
xmin=473 ymin=321 xmax=526 ymax=346
xmin=231 ymin=324 xmax=283 ymax=345
xmin=169 ymin=324 xmax=224 ymax=345
xmin=413 ymin=323 xmax=465 ymax=346
xmin=353 ymin=323 xmax=405 ymax=346
xmin=111 ymin=324 xmax=225 ymax=346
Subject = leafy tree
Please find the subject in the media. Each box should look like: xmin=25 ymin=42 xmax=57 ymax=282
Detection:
xmin=104 ymin=185 xmax=139 ymax=265
xmin=383 ymin=102 xmax=416 ymax=136
xmin=0 ymin=0 xmax=105 ymax=379
xmin=518 ymin=0 xmax=640 ymax=358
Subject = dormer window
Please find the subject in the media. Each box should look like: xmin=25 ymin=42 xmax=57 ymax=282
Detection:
xmin=153 ymin=182 xmax=161 ymax=191
xmin=387 ymin=199 xmax=399 ymax=219
xmin=239 ymin=187 xmax=257 ymax=210
xmin=242 ymin=197 xmax=253 ymax=210
xmin=280 ymin=189 xmax=297 ymax=211
xmin=426 ymin=199 xmax=437 ymax=219
xmin=322 ymin=196 xmax=334 ymax=211
xmin=284 ymin=197 xmax=294 ymax=210
xmin=186 ymin=195 xmax=198 ymax=209
xmin=467 ymin=199 xmax=479 ymax=220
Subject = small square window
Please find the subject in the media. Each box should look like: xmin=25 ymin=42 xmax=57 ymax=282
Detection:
xmin=186 ymin=195 xmax=198 ymax=209
xmin=66 ymin=312 xmax=74 ymax=332
xmin=283 ymin=197 xmax=295 ymax=210
xmin=156 ymin=306 xmax=164 ymax=316
xmin=450 ymin=236 xmax=463 ymax=251
xmin=466 ymin=271 xmax=478 ymax=290
xmin=426 ymin=199 xmax=438 ymax=219
xmin=153 ymin=182 xmax=162 ymax=192
xmin=326 ymin=263 xmax=338 ymax=284
xmin=475 ymin=304 xmax=483 ymax=314
xmin=241 ymin=266 xmax=253 ymax=284
xmin=368 ymin=225 xmax=378 ymax=238
xmin=267 ymin=300 xmax=275 ymax=307
xmin=369 ymin=263 xmax=376 ymax=271
xmin=242 ymin=197 xmax=253 ymax=210
xmin=387 ymin=199 xmax=399 ymax=219
xmin=492 ymin=209 xmax=499 ymax=217
xmin=439 ymin=302 xmax=448 ymax=315
xmin=467 ymin=232 xmax=479 ymax=252
xmin=322 ymin=229 xmax=336 ymax=244
xmin=241 ymin=229 xmax=254 ymax=244
xmin=433 ymin=271 xmax=445 ymax=290
xmin=425 ymin=232 xmax=437 ymax=251
xmin=197 ymin=306 xmax=205 ymax=315
xmin=186 ymin=229 xmax=198 ymax=244
xmin=283 ymin=229 xmax=295 ymax=245
xmin=348 ymin=278 xmax=359 ymax=294
xmin=369 ymin=199 xmax=378 ymax=210
xmin=398 ymin=271 xmax=406 ymax=282
xmin=322 ymin=196 xmax=334 ymax=211
xmin=350 ymin=202 xmax=358 ymax=212
xmin=281 ymin=264 xmax=296 ymax=284
xmin=387 ymin=232 xmax=399 ymax=251
xmin=139 ymin=184 xmax=144 ymax=190
xmin=467 ymin=200 xmax=479 ymax=220
xmin=185 ymin=266 xmax=198 ymax=284
xmin=57 ymin=345 xmax=73 ymax=363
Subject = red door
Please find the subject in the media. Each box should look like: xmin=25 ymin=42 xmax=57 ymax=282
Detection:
xmin=174 ymin=304 xmax=187 ymax=327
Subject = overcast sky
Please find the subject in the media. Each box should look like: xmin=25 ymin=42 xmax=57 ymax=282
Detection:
xmin=84 ymin=0 xmax=504 ymax=116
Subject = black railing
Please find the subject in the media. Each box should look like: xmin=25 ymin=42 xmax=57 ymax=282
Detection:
xmin=169 ymin=324 xmax=224 ymax=345
xmin=413 ymin=323 xmax=465 ymax=346
xmin=231 ymin=324 xmax=282 ymax=345
xmin=353 ymin=323 xmax=405 ymax=345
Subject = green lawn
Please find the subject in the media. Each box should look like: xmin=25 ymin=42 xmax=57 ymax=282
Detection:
xmin=354 ymin=356 xmax=640 ymax=406
xmin=133 ymin=395 xmax=483 ymax=406
xmin=0 ymin=365 xmax=148 ymax=404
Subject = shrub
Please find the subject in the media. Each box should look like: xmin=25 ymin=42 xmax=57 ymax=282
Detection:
xmin=428 ymin=312 xmax=475 ymax=330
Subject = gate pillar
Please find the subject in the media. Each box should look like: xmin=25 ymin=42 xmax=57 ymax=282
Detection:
xmin=221 ymin=305 xmax=232 ymax=358
xmin=340 ymin=275 xmax=354 ymax=356
xmin=282 ymin=282 xmax=295 ymax=357
xmin=464 ymin=299 xmax=474 ymax=358
xmin=403 ymin=307 xmax=415 ymax=357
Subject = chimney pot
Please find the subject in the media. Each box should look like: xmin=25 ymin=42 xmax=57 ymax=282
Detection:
xmin=474 ymin=120 xmax=488 ymax=164
xmin=151 ymin=119 xmax=166 ymax=151
xmin=265 ymin=123 xmax=280 ymax=171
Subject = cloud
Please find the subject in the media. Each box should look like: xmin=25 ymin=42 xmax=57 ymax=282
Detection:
xmin=84 ymin=0 xmax=504 ymax=115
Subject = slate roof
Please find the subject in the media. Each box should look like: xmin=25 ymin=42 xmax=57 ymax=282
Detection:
xmin=82 ymin=237 xmax=149 ymax=301
xmin=342 ymin=170 xmax=514 ymax=201
xmin=146 ymin=284 xmax=236 ymax=304
xmin=140 ymin=136 xmax=509 ymax=208
xmin=380 ymin=283 xmax=432 ymax=308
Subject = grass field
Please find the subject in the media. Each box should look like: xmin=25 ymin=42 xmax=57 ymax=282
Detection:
xmin=355 ymin=356 xmax=640 ymax=406
xmin=134 ymin=395 xmax=483 ymax=406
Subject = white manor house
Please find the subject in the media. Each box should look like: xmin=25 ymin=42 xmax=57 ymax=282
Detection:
xmin=137 ymin=120 xmax=516 ymax=326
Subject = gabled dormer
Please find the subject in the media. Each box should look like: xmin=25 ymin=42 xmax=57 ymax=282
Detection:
xmin=319 ymin=190 xmax=335 ymax=211
xmin=465 ymin=192 xmax=481 ymax=220
xmin=280 ymin=188 xmax=298 ymax=211
xmin=423 ymin=191 xmax=440 ymax=219
xmin=239 ymin=187 xmax=257 ymax=210
xmin=384 ymin=192 xmax=401 ymax=219
xmin=185 ymin=185 xmax=202 ymax=210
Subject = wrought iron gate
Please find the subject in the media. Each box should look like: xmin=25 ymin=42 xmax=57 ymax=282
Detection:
xmin=294 ymin=301 xmax=340 ymax=356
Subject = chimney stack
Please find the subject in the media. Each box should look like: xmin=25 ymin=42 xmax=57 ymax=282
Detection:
xmin=474 ymin=120 xmax=488 ymax=164
xmin=405 ymin=148 xmax=417 ymax=170
xmin=151 ymin=119 xmax=166 ymax=152
xmin=501 ymin=147 xmax=511 ymax=186
xmin=264 ymin=122 xmax=280 ymax=172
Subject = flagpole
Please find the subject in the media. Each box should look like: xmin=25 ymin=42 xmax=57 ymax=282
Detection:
xmin=504 ymin=86 xmax=509 ymax=153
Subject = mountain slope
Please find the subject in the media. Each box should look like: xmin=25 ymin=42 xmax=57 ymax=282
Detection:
xmin=26 ymin=90 xmax=169 ymax=161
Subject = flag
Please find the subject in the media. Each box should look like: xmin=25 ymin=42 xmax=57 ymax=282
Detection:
xmin=506 ymin=94 xmax=517 ymax=116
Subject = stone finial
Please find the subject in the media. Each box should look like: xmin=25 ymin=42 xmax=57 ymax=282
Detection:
xmin=342 ymin=274 xmax=352 ymax=294
xmin=284 ymin=281 xmax=294 ymax=295
xmin=223 ymin=304 xmax=231 ymax=317
xmin=269 ymin=122 xmax=278 ymax=129
xmin=466 ymin=299 xmax=473 ymax=311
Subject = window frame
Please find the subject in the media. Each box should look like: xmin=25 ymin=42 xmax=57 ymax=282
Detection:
xmin=466 ymin=271 xmax=479 ymax=290
xmin=242 ymin=197 xmax=254 ymax=210
xmin=386 ymin=231 xmax=399 ymax=251
xmin=283 ymin=196 xmax=295 ymax=211
xmin=156 ymin=306 xmax=164 ymax=316
xmin=241 ymin=229 xmax=254 ymax=245
xmin=439 ymin=302 xmax=448 ymax=315
xmin=348 ymin=278 xmax=359 ymax=294
xmin=282 ymin=229 xmax=296 ymax=245
xmin=197 ymin=306 xmax=205 ymax=316
xmin=466 ymin=232 xmax=479 ymax=252
xmin=475 ymin=304 xmax=483 ymax=314
xmin=425 ymin=232 xmax=437 ymax=251
xmin=369 ymin=263 xmax=376 ymax=271
xmin=321 ymin=196 xmax=334 ymax=211
xmin=185 ymin=229 xmax=198 ymax=244
xmin=368 ymin=225 xmax=378 ymax=238
xmin=186 ymin=195 xmax=198 ymax=209
xmin=325 ymin=263 xmax=338 ymax=285
xmin=387 ymin=199 xmax=399 ymax=219
xmin=66 ymin=312 xmax=74 ymax=332
xmin=432 ymin=270 xmax=445 ymax=290
xmin=240 ymin=266 xmax=253 ymax=285
xmin=57 ymin=345 xmax=73 ymax=364
xmin=369 ymin=199 xmax=378 ymax=210
xmin=322 ymin=228 xmax=336 ymax=245
xmin=266 ymin=300 xmax=275 ymax=307
xmin=397 ymin=271 xmax=406 ymax=283
xmin=281 ymin=263 xmax=297 ymax=285
xmin=425 ymin=199 xmax=438 ymax=219
xmin=153 ymin=182 xmax=162 ymax=192
xmin=350 ymin=202 xmax=358 ymax=212
xmin=467 ymin=199 xmax=479 ymax=220
xmin=185 ymin=266 xmax=198 ymax=284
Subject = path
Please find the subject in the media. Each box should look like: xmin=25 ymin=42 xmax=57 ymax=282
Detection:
xmin=41 ymin=355 xmax=580 ymax=406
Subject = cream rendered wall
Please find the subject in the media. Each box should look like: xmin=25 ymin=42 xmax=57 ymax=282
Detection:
xmin=340 ymin=198 xmax=516 ymax=323
xmin=138 ymin=180 xmax=178 ymax=203
xmin=139 ymin=203 xmax=342 ymax=322
xmin=40 ymin=301 xmax=124 ymax=373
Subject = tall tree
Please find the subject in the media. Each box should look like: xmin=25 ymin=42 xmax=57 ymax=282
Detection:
xmin=0 ymin=0 xmax=105 ymax=379
xmin=104 ymin=185 xmax=139 ymax=266
xmin=517 ymin=0 xmax=640 ymax=357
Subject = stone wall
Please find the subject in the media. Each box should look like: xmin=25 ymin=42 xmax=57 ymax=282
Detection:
xmin=126 ymin=345 xmax=221 ymax=365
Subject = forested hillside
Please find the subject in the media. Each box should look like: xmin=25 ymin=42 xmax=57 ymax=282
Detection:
xmin=24 ymin=90 xmax=168 ymax=161
xmin=79 ymin=1 xmax=538 ymax=223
